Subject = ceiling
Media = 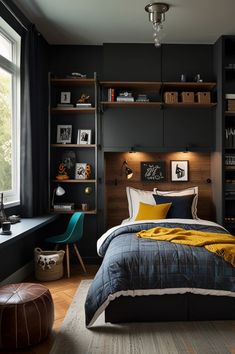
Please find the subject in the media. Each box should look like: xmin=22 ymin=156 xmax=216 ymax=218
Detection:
xmin=11 ymin=0 xmax=235 ymax=45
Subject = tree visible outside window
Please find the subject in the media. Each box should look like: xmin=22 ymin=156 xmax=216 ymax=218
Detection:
xmin=0 ymin=20 xmax=20 ymax=206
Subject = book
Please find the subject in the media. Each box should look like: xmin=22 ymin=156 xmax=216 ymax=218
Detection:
xmin=75 ymin=103 xmax=92 ymax=108
xmin=57 ymin=103 xmax=74 ymax=107
xmin=108 ymin=88 xmax=115 ymax=102
xmin=53 ymin=203 xmax=74 ymax=210
xmin=116 ymin=96 xmax=134 ymax=102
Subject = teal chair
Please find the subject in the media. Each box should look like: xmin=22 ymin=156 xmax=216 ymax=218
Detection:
xmin=45 ymin=212 xmax=87 ymax=278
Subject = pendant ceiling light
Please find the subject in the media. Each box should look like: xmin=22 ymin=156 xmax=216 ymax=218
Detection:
xmin=145 ymin=2 xmax=169 ymax=47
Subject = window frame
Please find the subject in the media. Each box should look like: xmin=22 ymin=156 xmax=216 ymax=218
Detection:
xmin=0 ymin=17 xmax=21 ymax=207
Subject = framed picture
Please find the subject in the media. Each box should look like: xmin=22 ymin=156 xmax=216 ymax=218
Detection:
xmin=171 ymin=160 xmax=189 ymax=182
xmin=141 ymin=161 xmax=166 ymax=182
xmin=75 ymin=163 xmax=91 ymax=179
xmin=61 ymin=91 xmax=71 ymax=103
xmin=77 ymin=129 xmax=91 ymax=144
xmin=57 ymin=125 xmax=72 ymax=144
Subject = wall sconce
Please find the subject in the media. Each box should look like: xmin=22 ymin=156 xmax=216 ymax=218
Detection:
xmin=84 ymin=186 xmax=92 ymax=195
xmin=122 ymin=160 xmax=133 ymax=179
xmin=52 ymin=185 xmax=65 ymax=208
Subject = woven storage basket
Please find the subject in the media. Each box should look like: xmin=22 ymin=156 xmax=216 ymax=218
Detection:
xmin=164 ymin=91 xmax=178 ymax=103
xmin=181 ymin=92 xmax=194 ymax=103
xmin=34 ymin=248 xmax=65 ymax=281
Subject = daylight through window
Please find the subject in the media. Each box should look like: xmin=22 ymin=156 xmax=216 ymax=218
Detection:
xmin=0 ymin=18 xmax=21 ymax=206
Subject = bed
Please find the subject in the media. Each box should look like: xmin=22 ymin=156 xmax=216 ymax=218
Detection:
xmin=85 ymin=187 xmax=235 ymax=327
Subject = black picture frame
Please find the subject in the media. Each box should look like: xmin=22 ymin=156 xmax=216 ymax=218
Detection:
xmin=141 ymin=161 xmax=166 ymax=182
xmin=171 ymin=160 xmax=189 ymax=182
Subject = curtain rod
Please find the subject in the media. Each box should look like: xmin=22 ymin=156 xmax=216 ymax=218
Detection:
xmin=0 ymin=0 xmax=30 ymax=31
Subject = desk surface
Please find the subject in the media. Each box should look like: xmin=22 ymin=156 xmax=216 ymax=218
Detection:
xmin=0 ymin=215 xmax=58 ymax=247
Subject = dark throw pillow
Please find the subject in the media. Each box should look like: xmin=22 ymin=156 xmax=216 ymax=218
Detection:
xmin=153 ymin=194 xmax=195 ymax=219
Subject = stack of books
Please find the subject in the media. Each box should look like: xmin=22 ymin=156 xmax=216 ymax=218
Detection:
xmin=116 ymin=92 xmax=134 ymax=102
xmin=76 ymin=103 xmax=92 ymax=108
xmin=53 ymin=203 xmax=75 ymax=211
xmin=136 ymin=94 xmax=149 ymax=102
xmin=57 ymin=104 xmax=74 ymax=109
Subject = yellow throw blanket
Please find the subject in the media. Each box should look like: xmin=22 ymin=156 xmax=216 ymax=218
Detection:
xmin=137 ymin=227 xmax=235 ymax=267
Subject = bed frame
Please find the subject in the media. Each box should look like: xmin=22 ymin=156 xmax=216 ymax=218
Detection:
xmin=105 ymin=293 xmax=235 ymax=323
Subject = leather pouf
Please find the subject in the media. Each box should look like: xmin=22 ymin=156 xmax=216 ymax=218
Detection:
xmin=0 ymin=283 xmax=54 ymax=349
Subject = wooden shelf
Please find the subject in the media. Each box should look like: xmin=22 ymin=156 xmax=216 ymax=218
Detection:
xmin=52 ymin=179 xmax=96 ymax=183
xmin=100 ymin=101 xmax=162 ymax=107
xmin=51 ymin=107 xmax=95 ymax=114
xmin=101 ymin=101 xmax=216 ymax=108
xmin=51 ymin=209 xmax=97 ymax=214
xmin=51 ymin=144 xmax=96 ymax=148
xmin=225 ymin=111 xmax=235 ymax=115
xmin=164 ymin=102 xmax=216 ymax=108
xmin=51 ymin=78 xmax=95 ymax=86
xmin=99 ymin=81 xmax=161 ymax=91
xmin=162 ymin=82 xmax=216 ymax=91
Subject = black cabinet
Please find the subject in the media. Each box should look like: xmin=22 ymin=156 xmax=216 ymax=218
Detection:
xmin=164 ymin=108 xmax=214 ymax=151
xmin=102 ymin=107 xmax=164 ymax=151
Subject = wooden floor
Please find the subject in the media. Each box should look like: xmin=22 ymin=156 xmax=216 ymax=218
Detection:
xmin=4 ymin=264 xmax=99 ymax=354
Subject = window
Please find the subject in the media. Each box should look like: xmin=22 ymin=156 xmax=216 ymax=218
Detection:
xmin=0 ymin=18 xmax=21 ymax=206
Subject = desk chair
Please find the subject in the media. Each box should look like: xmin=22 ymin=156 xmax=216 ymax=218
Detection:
xmin=45 ymin=212 xmax=86 ymax=277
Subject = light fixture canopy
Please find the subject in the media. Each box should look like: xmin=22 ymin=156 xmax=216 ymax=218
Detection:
xmin=145 ymin=2 xmax=169 ymax=47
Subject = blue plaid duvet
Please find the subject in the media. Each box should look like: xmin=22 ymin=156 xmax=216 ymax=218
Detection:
xmin=85 ymin=221 xmax=235 ymax=327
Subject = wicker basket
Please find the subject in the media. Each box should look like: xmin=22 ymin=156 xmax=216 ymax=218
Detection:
xmin=196 ymin=92 xmax=211 ymax=104
xmin=34 ymin=247 xmax=65 ymax=281
xmin=164 ymin=91 xmax=178 ymax=103
xmin=181 ymin=92 xmax=194 ymax=103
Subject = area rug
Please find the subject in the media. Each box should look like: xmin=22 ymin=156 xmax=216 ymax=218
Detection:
xmin=50 ymin=280 xmax=235 ymax=354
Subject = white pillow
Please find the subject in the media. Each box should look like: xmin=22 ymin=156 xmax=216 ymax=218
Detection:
xmin=126 ymin=187 xmax=156 ymax=222
xmin=153 ymin=186 xmax=198 ymax=219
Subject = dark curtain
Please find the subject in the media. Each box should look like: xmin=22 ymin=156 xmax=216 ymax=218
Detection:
xmin=20 ymin=25 xmax=49 ymax=216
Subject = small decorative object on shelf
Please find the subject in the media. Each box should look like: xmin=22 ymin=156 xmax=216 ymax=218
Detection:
xmin=194 ymin=74 xmax=203 ymax=82
xmin=76 ymin=93 xmax=92 ymax=108
xmin=81 ymin=203 xmax=89 ymax=211
xmin=180 ymin=74 xmax=186 ymax=82
xmin=77 ymin=129 xmax=91 ymax=144
xmin=226 ymin=94 xmax=235 ymax=111
xmin=66 ymin=72 xmax=87 ymax=79
xmin=0 ymin=192 xmax=7 ymax=227
xmin=0 ymin=221 xmax=11 ymax=235
xmin=56 ymin=163 xmax=70 ymax=180
xmin=84 ymin=186 xmax=92 ymax=194
xmin=75 ymin=163 xmax=91 ymax=179
xmin=8 ymin=215 xmax=21 ymax=224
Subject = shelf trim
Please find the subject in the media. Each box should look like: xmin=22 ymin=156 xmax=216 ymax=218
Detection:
xmin=51 ymin=78 xmax=96 ymax=86
xmin=51 ymin=144 xmax=96 ymax=148
xmin=51 ymin=209 xmax=97 ymax=214
xmin=51 ymin=107 xmax=96 ymax=113
xmin=52 ymin=179 xmax=96 ymax=183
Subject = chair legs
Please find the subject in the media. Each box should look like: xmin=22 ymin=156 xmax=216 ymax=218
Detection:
xmin=65 ymin=244 xmax=70 ymax=278
xmin=73 ymin=243 xmax=87 ymax=273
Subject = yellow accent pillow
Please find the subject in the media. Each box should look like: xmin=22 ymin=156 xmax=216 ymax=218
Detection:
xmin=135 ymin=202 xmax=172 ymax=221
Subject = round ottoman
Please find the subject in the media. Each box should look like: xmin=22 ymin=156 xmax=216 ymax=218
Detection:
xmin=0 ymin=283 xmax=54 ymax=350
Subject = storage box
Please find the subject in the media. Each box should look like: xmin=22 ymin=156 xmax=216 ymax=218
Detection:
xmin=196 ymin=92 xmax=211 ymax=104
xmin=181 ymin=92 xmax=194 ymax=103
xmin=228 ymin=99 xmax=235 ymax=111
xmin=164 ymin=92 xmax=178 ymax=103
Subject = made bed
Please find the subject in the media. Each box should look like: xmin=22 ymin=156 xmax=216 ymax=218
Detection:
xmin=85 ymin=187 xmax=235 ymax=327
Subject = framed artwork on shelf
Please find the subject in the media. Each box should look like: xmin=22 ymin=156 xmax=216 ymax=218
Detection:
xmin=171 ymin=160 xmax=189 ymax=182
xmin=60 ymin=91 xmax=71 ymax=103
xmin=75 ymin=163 xmax=91 ymax=180
xmin=56 ymin=125 xmax=72 ymax=144
xmin=141 ymin=161 xmax=166 ymax=182
xmin=77 ymin=129 xmax=91 ymax=144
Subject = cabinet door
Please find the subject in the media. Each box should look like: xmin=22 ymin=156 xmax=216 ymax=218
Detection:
xmin=164 ymin=108 xmax=214 ymax=151
xmin=102 ymin=107 xmax=163 ymax=150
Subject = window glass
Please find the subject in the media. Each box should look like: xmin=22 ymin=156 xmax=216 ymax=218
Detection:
xmin=0 ymin=32 xmax=12 ymax=61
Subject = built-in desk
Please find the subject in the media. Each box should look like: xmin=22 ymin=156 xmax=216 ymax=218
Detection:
xmin=0 ymin=214 xmax=59 ymax=284
xmin=0 ymin=215 xmax=58 ymax=248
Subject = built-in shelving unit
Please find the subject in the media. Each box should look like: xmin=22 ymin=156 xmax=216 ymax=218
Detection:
xmin=49 ymin=73 xmax=98 ymax=214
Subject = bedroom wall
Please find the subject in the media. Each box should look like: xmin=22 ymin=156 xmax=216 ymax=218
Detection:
xmin=105 ymin=152 xmax=213 ymax=229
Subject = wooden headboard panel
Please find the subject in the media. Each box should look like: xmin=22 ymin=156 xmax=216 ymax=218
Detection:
xmin=105 ymin=152 xmax=214 ymax=229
